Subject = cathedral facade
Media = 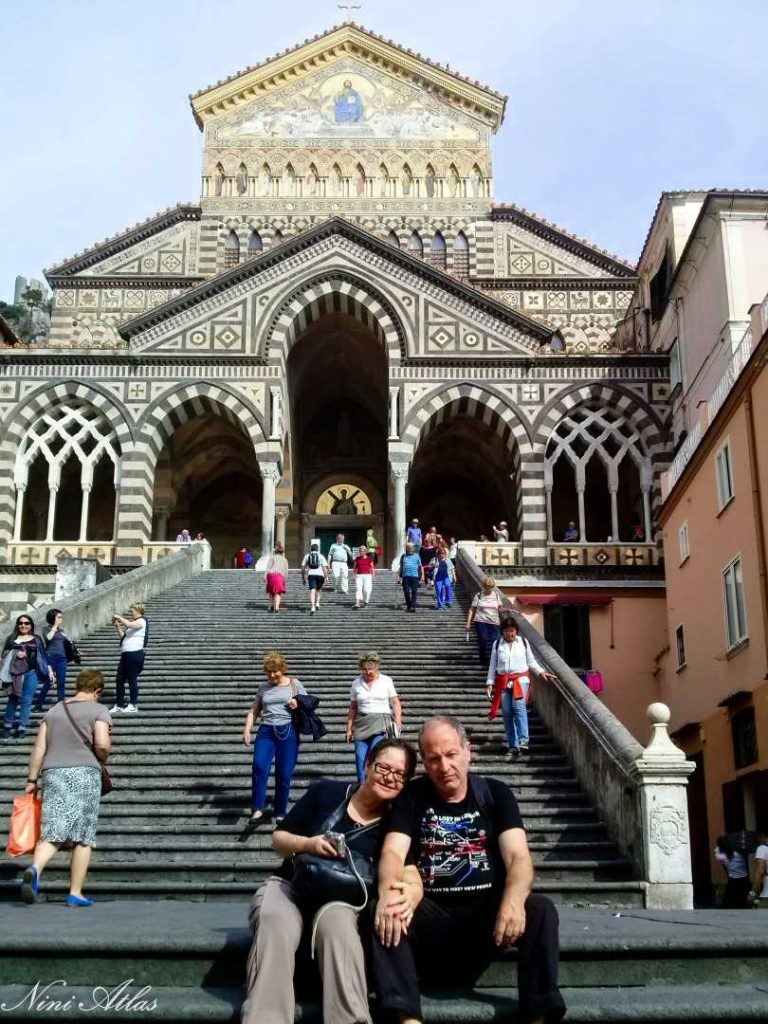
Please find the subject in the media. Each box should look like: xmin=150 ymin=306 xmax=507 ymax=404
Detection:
xmin=0 ymin=24 xmax=670 ymax=570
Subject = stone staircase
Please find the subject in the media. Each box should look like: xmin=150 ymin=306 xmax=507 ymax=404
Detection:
xmin=0 ymin=568 xmax=640 ymax=905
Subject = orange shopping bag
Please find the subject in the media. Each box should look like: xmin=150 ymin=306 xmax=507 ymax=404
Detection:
xmin=6 ymin=793 xmax=41 ymax=857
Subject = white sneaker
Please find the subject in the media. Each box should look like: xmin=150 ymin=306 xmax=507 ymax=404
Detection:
xmin=123 ymin=704 xmax=139 ymax=714
xmin=108 ymin=705 xmax=124 ymax=714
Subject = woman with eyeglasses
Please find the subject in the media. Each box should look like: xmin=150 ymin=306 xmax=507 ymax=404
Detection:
xmin=20 ymin=669 xmax=112 ymax=906
xmin=241 ymin=737 xmax=422 ymax=1024
xmin=1 ymin=614 xmax=54 ymax=742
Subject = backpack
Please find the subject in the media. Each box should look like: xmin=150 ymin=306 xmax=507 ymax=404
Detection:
xmin=244 ymin=551 xmax=254 ymax=567
xmin=307 ymin=550 xmax=321 ymax=570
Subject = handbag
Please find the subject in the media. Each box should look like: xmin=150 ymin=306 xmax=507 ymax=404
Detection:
xmin=586 ymin=670 xmax=604 ymax=694
xmin=62 ymin=701 xmax=113 ymax=796
xmin=63 ymin=636 xmax=82 ymax=665
xmin=291 ymin=786 xmax=377 ymax=908
xmin=6 ymin=793 xmax=42 ymax=857
xmin=0 ymin=650 xmax=13 ymax=685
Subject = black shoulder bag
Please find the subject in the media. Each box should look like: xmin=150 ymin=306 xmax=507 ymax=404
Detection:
xmin=291 ymin=785 xmax=377 ymax=908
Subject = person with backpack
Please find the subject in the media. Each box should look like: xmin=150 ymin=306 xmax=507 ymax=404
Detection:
xmin=397 ymin=542 xmax=424 ymax=613
xmin=371 ymin=715 xmax=565 ymax=1024
xmin=327 ymin=533 xmax=353 ymax=594
xmin=486 ymin=616 xmax=556 ymax=762
xmin=108 ymin=603 xmax=148 ymax=714
xmin=301 ymin=542 xmax=329 ymax=615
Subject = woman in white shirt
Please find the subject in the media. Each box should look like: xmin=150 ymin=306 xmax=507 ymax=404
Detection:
xmin=108 ymin=604 xmax=147 ymax=714
xmin=714 ymin=835 xmax=752 ymax=908
xmin=486 ymin=616 xmax=556 ymax=762
xmin=346 ymin=651 xmax=402 ymax=782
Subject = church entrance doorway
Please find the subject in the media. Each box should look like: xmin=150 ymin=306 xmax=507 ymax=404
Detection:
xmin=287 ymin=304 xmax=388 ymax=560
xmin=408 ymin=415 xmax=518 ymax=543
xmin=152 ymin=411 xmax=262 ymax=567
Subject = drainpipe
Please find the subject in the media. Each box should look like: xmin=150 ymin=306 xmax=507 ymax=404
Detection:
xmin=745 ymin=391 xmax=768 ymax=676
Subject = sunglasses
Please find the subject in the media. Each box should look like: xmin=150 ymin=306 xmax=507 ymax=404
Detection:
xmin=18 ymin=621 xmax=32 ymax=627
xmin=373 ymin=763 xmax=407 ymax=785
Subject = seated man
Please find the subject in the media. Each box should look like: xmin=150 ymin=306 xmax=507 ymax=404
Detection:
xmin=372 ymin=715 xmax=565 ymax=1024
xmin=562 ymin=521 xmax=579 ymax=542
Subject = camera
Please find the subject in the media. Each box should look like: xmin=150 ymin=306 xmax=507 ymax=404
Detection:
xmin=324 ymin=831 xmax=347 ymax=857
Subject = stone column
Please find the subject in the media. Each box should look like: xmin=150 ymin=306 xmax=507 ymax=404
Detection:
xmin=12 ymin=487 xmax=25 ymax=541
xmin=609 ymin=486 xmax=619 ymax=541
xmin=390 ymin=461 xmax=409 ymax=568
xmin=269 ymin=387 xmax=283 ymax=441
xmin=275 ymin=505 xmax=290 ymax=548
xmin=629 ymin=703 xmax=695 ymax=910
xmin=45 ymin=486 xmax=58 ymax=542
xmin=388 ymin=387 xmax=400 ymax=440
xmin=78 ymin=486 xmax=92 ymax=542
xmin=256 ymin=462 xmax=281 ymax=568
xmin=577 ymin=487 xmax=586 ymax=541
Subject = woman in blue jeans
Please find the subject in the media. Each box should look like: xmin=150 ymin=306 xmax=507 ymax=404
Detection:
xmin=2 ymin=614 xmax=53 ymax=742
xmin=242 ymin=651 xmax=305 ymax=828
xmin=36 ymin=608 xmax=77 ymax=711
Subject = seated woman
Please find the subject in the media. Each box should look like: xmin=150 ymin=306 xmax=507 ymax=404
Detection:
xmin=241 ymin=737 xmax=420 ymax=1024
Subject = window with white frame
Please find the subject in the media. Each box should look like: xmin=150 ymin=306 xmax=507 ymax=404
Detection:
xmin=715 ymin=439 xmax=734 ymax=511
xmin=723 ymin=556 xmax=748 ymax=648
xmin=678 ymin=521 xmax=689 ymax=564
xmin=669 ymin=338 xmax=682 ymax=392
xmin=675 ymin=624 xmax=687 ymax=668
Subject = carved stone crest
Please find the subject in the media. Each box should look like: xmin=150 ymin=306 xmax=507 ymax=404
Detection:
xmin=649 ymin=803 xmax=686 ymax=855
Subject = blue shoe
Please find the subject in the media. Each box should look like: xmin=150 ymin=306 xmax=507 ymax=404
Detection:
xmin=66 ymin=894 xmax=94 ymax=907
xmin=21 ymin=865 xmax=39 ymax=904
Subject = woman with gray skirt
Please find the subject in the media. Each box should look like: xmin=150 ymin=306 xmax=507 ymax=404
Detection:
xmin=20 ymin=669 xmax=112 ymax=906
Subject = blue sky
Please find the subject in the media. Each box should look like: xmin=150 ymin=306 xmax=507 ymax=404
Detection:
xmin=1 ymin=0 xmax=767 ymax=298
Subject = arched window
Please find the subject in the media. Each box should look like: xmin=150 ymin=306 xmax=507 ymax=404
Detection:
xmin=429 ymin=232 xmax=447 ymax=270
xmin=387 ymin=230 xmax=401 ymax=249
xmin=224 ymin=230 xmax=240 ymax=269
xmin=272 ymin=229 xmax=284 ymax=247
xmin=453 ymin=231 xmax=469 ymax=276
xmin=545 ymin=403 xmax=651 ymax=545
xmin=408 ymin=230 xmax=423 ymax=258
xmin=260 ymin=163 xmax=272 ymax=197
xmin=248 ymin=230 xmax=263 ymax=257
xmin=15 ymin=402 xmax=121 ymax=543
xmin=355 ymin=163 xmax=366 ymax=197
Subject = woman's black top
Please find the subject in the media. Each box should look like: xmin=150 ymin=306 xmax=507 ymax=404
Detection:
xmin=275 ymin=779 xmax=383 ymax=880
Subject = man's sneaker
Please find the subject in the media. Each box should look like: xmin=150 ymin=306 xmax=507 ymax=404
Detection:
xmin=519 ymin=741 xmax=529 ymax=754
xmin=507 ymin=748 xmax=520 ymax=762
xmin=310 ymin=607 xmax=316 ymax=615
xmin=108 ymin=705 xmax=124 ymax=714
xmin=123 ymin=704 xmax=138 ymax=714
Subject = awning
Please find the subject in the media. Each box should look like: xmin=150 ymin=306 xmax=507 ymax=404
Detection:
xmin=516 ymin=593 xmax=613 ymax=607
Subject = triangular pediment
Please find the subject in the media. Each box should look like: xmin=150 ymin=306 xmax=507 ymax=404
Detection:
xmin=190 ymin=24 xmax=506 ymax=132
xmin=120 ymin=219 xmax=551 ymax=359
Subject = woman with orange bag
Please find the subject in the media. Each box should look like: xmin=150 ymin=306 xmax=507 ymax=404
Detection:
xmin=20 ymin=669 xmax=112 ymax=906
xmin=486 ymin=615 xmax=556 ymax=762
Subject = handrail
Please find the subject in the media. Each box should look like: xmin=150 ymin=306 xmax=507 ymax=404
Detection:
xmin=458 ymin=548 xmax=694 ymax=907
xmin=6 ymin=543 xmax=211 ymax=642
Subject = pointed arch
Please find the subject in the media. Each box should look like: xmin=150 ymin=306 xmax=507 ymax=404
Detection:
xmin=447 ymin=163 xmax=461 ymax=198
xmin=235 ymin=162 xmax=248 ymax=196
xmin=355 ymin=163 xmax=366 ymax=197
xmin=387 ymin=230 xmax=401 ymax=250
xmin=429 ymin=231 xmax=447 ymax=270
xmin=224 ymin=229 xmax=240 ymax=268
xmin=214 ymin=162 xmax=225 ymax=196
xmin=379 ymin=163 xmax=389 ymax=198
xmin=271 ymin=229 xmax=284 ymax=247
xmin=248 ymin=229 xmax=263 ymax=255
xmin=401 ymin=163 xmax=413 ymax=196
xmin=453 ymin=231 xmax=470 ymax=276
xmin=407 ymin=230 xmax=423 ymax=258
xmin=424 ymin=163 xmax=436 ymax=198
xmin=284 ymin=163 xmax=296 ymax=197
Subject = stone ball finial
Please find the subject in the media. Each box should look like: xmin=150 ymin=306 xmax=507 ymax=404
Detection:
xmin=647 ymin=702 xmax=671 ymax=725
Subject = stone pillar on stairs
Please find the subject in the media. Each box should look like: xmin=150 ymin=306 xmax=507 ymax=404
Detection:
xmin=275 ymin=505 xmax=290 ymax=548
xmin=630 ymin=703 xmax=696 ymax=910
xmin=256 ymin=462 xmax=281 ymax=569
xmin=390 ymin=460 xmax=409 ymax=569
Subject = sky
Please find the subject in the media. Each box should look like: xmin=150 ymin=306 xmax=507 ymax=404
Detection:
xmin=1 ymin=0 xmax=767 ymax=299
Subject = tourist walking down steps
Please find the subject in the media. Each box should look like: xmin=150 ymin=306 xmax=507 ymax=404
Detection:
xmin=328 ymin=533 xmax=353 ymax=594
xmin=2 ymin=614 xmax=53 ymax=742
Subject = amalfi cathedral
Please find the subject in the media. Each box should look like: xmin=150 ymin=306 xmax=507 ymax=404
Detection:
xmin=0 ymin=22 xmax=666 ymax=576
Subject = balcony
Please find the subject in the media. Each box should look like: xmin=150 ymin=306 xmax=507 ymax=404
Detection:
xmin=457 ymin=541 xmax=522 ymax=568
xmin=4 ymin=541 xmax=189 ymax=566
xmin=549 ymin=543 xmax=660 ymax=568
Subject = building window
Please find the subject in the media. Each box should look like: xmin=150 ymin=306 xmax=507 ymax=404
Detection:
xmin=649 ymin=243 xmax=672 ymax=321
xmin=453 ymin=231 xmax=469 ymax=276
xmin=543 ymin=604 xmax=592 ymax=671
xmin=675 ymin=624 xmax=687 ymax=668
xmin=731 ymin=706 xmax=758 ymax=770
xmin=224 ymin=230 xmax=240 ymax=268
xmin=669 ymin=338 xmax=682 ymax=392
xmin=678 ymin=521 xmax=689 ymax=564
xmin=429 ymin=232 xmax=447 ymax=270
xmin=715 ymin=439 xmax=734 ymax=511
xmin=723 ymin=556 xmax=748 ymax=648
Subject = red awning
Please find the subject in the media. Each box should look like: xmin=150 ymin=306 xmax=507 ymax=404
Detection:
xmin=516 ymin=593 xmax=613 ymax=607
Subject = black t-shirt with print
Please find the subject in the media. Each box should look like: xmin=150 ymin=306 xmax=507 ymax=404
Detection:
xmin=386 ymin=775 xmax=524 ymax=902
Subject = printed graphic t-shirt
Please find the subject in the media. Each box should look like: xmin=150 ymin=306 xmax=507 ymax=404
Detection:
xmin=386 ymin=775 xmax=524 ymax=903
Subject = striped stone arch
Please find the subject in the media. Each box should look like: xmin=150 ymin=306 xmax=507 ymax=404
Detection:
xmin=265 ymin=273 xmax=406 ymax=364
xmin=0 ymin=381 xmax=133 ymax=551
xmin=534 ymin=383 xmax=671 ymax=546
xmin=401 ymin=383 xmax=531 ymax=543
xmin=113 ymin=383 xmax=271 ymax=558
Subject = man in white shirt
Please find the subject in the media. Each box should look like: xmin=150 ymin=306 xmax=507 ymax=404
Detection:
xmin=492 ymin=522 xmax=509 ymax=542
xmin=175 ymin=529 xmax=191 ymax=544
xmin=486 ymin=616 xmax=556 ymax=761
xmin=750 ymin=826 xmax=768 ymax=907
xmin=301 ymin=542 xmax=329 ymax=615
xmin=327 ymin=533 xmax=352 ymax=594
